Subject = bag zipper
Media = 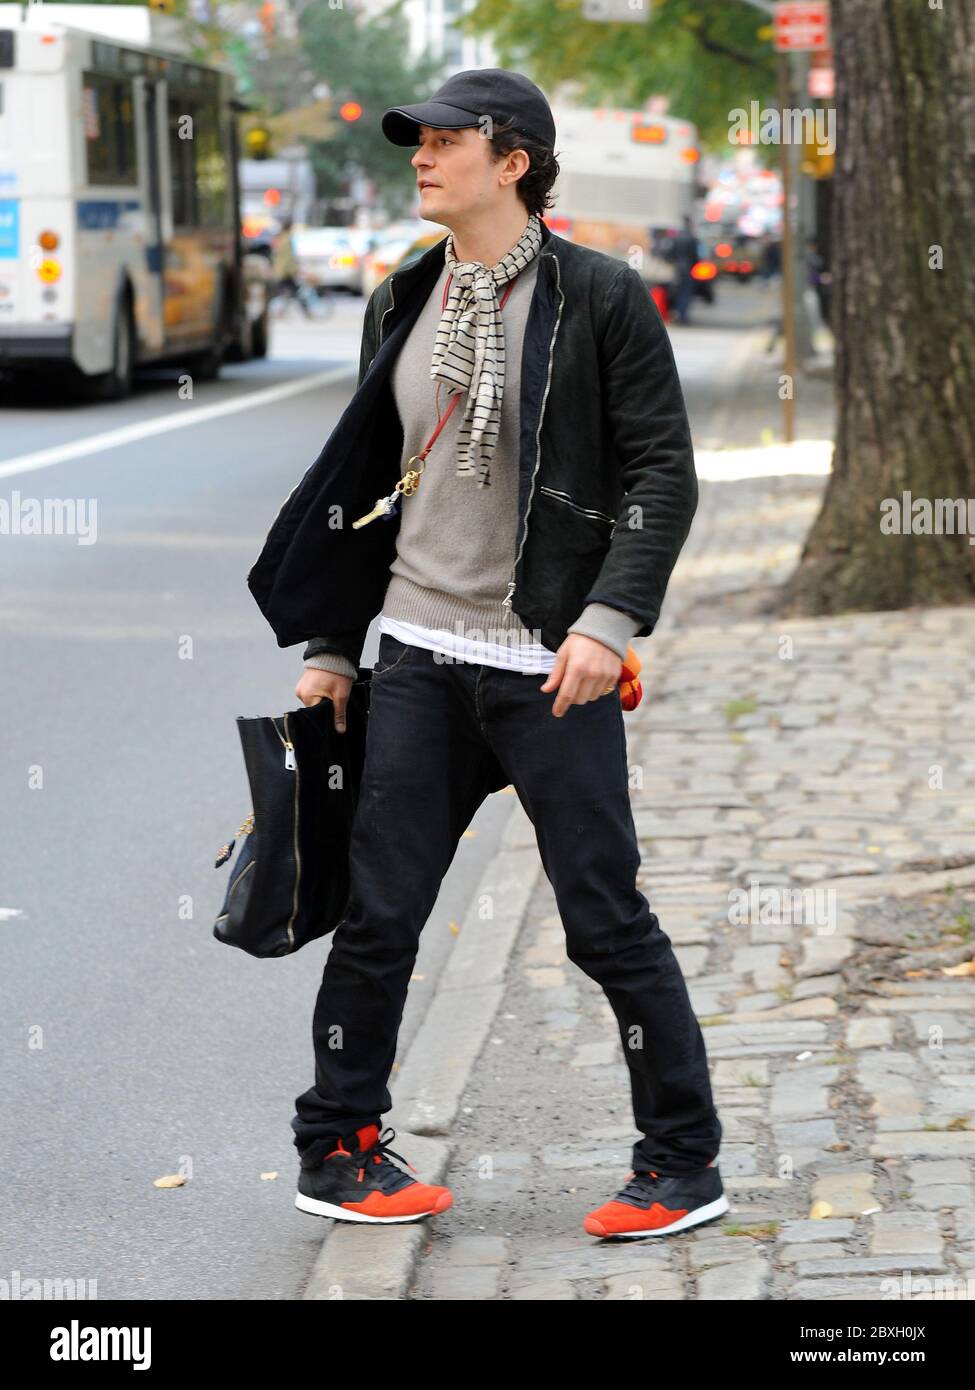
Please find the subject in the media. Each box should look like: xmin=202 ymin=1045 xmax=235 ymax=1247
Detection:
xmin=537 ymin=485 xmax=616 ymax=528
xmin=270 ymin=716 xmax=296 ymax=769
xmin=502 ymin=253 xmax=565 ymax=608
xmin=282 ymin=710 xmax=300 ymax=951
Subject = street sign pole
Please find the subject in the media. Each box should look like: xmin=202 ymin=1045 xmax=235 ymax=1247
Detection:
xmin=778 ymin=51 xmax=797 ymax=444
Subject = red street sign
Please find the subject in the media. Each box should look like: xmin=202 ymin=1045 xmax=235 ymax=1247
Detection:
xmin=773 ymin=2 xmax=831 ymax=52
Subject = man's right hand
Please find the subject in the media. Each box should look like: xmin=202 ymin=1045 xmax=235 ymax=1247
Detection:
xmin=295 ymin=669 xmax=353 ymax=732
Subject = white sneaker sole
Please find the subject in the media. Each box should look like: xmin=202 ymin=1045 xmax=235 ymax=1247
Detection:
xmin=597 ymin=1192 xmax=730 ymax=1239
xmin=294 ymin=1192 xmax=438 ymax=1224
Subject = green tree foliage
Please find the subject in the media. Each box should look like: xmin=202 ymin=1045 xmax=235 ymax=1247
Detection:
xmin=457 ymin=0 xmax=775 ymax=146
xmin=298 ymin=3 xmax=443 ymax=214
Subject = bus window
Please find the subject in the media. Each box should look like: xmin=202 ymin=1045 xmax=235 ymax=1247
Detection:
xmin=194 ymin=96 xmax=230 ymax=228
xmin=83 ymin=72 xmax=137 ymax=187
xmin=168 ymin=99 xmax=198 ymax=228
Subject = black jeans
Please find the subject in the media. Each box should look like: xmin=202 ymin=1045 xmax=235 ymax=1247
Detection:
xmin=292 ymin=633 xmax=722 ymax=1176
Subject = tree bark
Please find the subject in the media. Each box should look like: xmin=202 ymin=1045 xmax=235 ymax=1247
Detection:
xmin=780 ymin=0 xmax=975 ymax=615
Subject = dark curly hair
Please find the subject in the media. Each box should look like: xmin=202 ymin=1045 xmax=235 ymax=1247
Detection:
xmin=486 ymin=116 xmax=560 ymax=219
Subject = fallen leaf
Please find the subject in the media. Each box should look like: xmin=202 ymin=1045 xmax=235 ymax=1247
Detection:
xmin=153 ymin=1174 xmax=186 ymax=1189
xmin=943 ymin=960 xmax=975 ymax=977
xmin=260 ymin=1172 xmax=278 ymax=1181
xmin=809 ymin=1200 xmax=832 ymax=1219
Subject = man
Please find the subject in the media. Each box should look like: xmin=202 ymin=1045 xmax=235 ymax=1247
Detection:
xmin=806 ymin=236 xmax=832 ymax=328
xmin=270 ymin=219 xmax=310 ymax=316
xmin=248 ymin=69 xmax=725 ymax=1238
xmin=667 ymin=216 xmax=700 ymax=327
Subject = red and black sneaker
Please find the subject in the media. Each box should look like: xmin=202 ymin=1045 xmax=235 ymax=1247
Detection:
xmin=583 ymin=1162 xmax=728 ymax=1239
xmin=295 ymin=1124 xmax=453 ymax=1225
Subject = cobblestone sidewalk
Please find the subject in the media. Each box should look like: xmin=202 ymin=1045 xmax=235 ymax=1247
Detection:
xmin=408 ymin=462 xmax=975 ymax=1301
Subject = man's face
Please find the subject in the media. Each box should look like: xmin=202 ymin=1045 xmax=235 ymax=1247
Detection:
xmin=410 ymin=124 xmax=504 ymax=220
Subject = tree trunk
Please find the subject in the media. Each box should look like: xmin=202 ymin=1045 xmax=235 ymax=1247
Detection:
xmin=780 ymin=0 xmax=975 ymax=616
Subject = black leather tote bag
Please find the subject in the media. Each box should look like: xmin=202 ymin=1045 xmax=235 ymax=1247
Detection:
xmin=212 ymin=667 xmax=372 ymax=958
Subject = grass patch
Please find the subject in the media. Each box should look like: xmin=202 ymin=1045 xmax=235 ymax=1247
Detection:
xmin=723 ymin=1222 xmax=781 ymax=1239
xmin=724 ymin=696 xmax=759 ymax=722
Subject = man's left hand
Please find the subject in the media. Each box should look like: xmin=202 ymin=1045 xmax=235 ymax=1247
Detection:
xmin=539 ymin=634 xmax=622 ymax=718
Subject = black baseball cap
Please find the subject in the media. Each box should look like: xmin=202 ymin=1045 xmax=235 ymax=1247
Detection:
xmin=382 ymin=68 xmax=556 ymax=149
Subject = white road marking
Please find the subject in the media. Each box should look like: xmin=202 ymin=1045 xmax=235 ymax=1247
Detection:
xmin=0 ymin=908 xmax=25 ymax=920
xmin=0 ymin=366 xmax=353 ymax=480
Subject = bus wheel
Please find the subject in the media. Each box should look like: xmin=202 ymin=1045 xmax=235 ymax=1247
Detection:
xmin=86 ymin=296 xmax=135 ymax=401
xmin=191 ymin=279 xmax=229 ymax=379
xmin=190 ymin=343 xmax=224 ymax=381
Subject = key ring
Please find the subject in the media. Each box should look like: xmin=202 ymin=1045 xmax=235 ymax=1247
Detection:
xmin=394 ymin=455 xmax=426 ymax=496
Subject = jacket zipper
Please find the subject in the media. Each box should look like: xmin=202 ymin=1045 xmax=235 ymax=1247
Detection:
xmin=378 ymin=274 xmax=396 ymax=348
xmin=537 ymin=485 xmax=616 ymax=528
xmin=282 ymin=711 xmax=300 ymax=951
xmin=502 ymin=253 xmax=565 ymax=609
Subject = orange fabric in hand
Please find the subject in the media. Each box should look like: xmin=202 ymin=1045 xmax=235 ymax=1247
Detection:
xmin=618 ymin=644 xmax=643 ymax=710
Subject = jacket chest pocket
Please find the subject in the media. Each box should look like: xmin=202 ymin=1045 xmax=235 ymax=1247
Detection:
xmin=537 ymin=485 xmax=616 ymax=530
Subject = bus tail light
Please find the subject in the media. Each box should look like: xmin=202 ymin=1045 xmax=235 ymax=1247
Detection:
xmin=39 ymin=230 xmax=60 ymax=251
xmin=37 ymin=258 xmax=62 ymax=284
xmin=691 ymin=261 xmax=717 ymax=281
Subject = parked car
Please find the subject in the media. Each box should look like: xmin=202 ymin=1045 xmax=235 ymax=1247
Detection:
xmin=292 ymin=227 xmax=367 ymax=294
xmin=361 ymin=222 xmax=445 ymax=297
xmin=650 ymin=230 xmax=718 ymax=310
xmin=709 ymin=234 xmax=762 ymax=282
xmin=387 ymin=230 xmax=449 ymax=276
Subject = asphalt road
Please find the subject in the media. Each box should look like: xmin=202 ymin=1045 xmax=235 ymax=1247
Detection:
xmin=0 ymin=279 xmax=792 ymax=1299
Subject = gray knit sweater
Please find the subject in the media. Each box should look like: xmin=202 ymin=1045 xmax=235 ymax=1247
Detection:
xmin=306 ymin=254 xmax=640 ymax=680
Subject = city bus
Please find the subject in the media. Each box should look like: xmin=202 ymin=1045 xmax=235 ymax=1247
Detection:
xmin=0 ymin=3 xmax=257 ymax=398
xmin=544 ymin=105 xmax=710 ymax=308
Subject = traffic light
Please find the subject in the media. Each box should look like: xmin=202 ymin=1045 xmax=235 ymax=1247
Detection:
xmin=245 ymin=126 xmax=272 ymax=160
xmin=260 ymin=2 xmax=275 ymax=39
xmin=801 ymin=131 xmax=835 ymax=179
xmin=339 ymin=101 xmax=362 ymax=122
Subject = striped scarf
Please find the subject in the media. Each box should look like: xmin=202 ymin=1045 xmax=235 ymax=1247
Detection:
xmin=430 ymin=213 xmax=544 ymax=488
